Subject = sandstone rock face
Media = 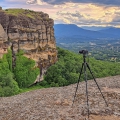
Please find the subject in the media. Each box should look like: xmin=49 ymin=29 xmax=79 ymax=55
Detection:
xmin=0 ymin=9 xmax=57 ymax=68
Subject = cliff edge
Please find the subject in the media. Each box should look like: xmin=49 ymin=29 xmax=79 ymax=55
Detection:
xmin=0 ymin=8 xmax=57 ymax=68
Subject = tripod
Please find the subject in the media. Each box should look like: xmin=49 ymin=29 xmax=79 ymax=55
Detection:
xmin=72 ymin=50 xmax=108 ymax=119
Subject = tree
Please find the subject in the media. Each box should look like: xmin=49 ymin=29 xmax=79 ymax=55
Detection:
xmin=6 ymin=49 xmax=12 ymax=72
xmin=0 ymin=73 xmax=20 ymax=97
xmin=14 ymin=51 xmax=39 ymax=88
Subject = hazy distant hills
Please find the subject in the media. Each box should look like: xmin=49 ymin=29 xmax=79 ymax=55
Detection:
xmin=54 ymin=24 xmax=120 ymax=43
xmin=98 ymin=27 xmax=120 ymax=36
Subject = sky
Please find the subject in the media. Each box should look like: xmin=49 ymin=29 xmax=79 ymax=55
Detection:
xmin=1 ymin=0 xmax=120 ymax=28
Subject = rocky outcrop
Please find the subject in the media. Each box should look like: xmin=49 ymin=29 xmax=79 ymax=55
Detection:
xmin=0 ymin=8 xmax=57 ymax=68
xmin=0 ymin=6 xmax=2 ymax=10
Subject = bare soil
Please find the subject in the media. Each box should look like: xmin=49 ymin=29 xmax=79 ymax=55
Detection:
xmin=0 ymin=75 xmax=120 ymax=120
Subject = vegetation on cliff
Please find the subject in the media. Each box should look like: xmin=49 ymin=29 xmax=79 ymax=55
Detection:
xmin=0 ymin=51 xmax=19 ymax=96
xmin=5 ymin=9 xmax=29 ymax=15
xmin=0 ymin=50 xmax=39 ymax=97
xmin=14 ymin=50 xmax=39 ymax=88
xmin=4 ymin=8 xmax=44 ymax=19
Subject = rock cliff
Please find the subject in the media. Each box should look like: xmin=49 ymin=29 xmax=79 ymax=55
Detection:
xmin=0 ymin=8 xmax=57 ymax=69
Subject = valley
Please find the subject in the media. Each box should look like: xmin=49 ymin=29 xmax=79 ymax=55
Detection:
xmin=54 ymin=24 xmax=120 ymax=62
xmin=57 ymin=38 xmax=120 ymax=62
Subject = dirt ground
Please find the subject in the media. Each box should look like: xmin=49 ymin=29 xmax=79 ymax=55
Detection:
xmin=89 ymin=115 xmax=120 ymax=120
xmin=0 ymin=75 xmax=120 ymax=120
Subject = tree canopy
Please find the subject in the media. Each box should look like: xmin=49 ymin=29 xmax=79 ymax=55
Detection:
xmin=42 ymin=47 xmax=120 ymax=87
xmin=0 ymin=50 xmax=39 ymax=96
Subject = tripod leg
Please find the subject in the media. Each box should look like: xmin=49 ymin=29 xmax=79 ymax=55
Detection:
xmin=86 ymin=63 xmax=108 ymax=107
xmin=84 ymin=62 xmax=90 ymax=118
xmin=72 ymin=63 xmax=84 ymax=106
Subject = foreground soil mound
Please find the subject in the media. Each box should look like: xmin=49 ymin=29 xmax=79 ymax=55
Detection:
xmin=0 ymin=75 xmax=120 ymax=120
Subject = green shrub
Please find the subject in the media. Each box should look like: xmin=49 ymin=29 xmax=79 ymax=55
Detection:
xmin=14 ymin=51 xmax=39 ymax=88
xmin=0 ymin=73 xmax=20 ymax=97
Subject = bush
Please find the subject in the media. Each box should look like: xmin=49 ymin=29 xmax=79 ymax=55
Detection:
xmin=0 ymin=49 xmax=39 ymax=96
xmin=0 ymin=73 xmax=20 ymax=97
xmin=14 ymin=51 xmax=39 ymax=88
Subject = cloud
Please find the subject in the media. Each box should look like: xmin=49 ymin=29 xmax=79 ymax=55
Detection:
xmin=26 ymin=0 xmax=37 ymax=4
xmin=42 ymin=0 xmax=120 ymax=6
xmin=26 ymin=0 xmax=48 ymax=5
xmin=5 ymin=0 xmax=26 ymax=3
xmin=1 ymin=0 xmax=27 ymax=8
xmin=54 ymin=3 xmax=120 ymax=27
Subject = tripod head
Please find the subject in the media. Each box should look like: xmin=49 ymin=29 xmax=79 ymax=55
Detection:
xmin=79 ymin=50 xmax=88 ymax=62
xmin=79 ymin=50 xmax=88 ymax=55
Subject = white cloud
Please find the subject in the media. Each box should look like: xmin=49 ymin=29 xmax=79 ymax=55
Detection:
xmin=26 ymin=0 xmax=36 ymax=4
xmin=36 ymin=0 xmax=48 ymax=5
xmin=26 ymin=0 xmax=48 ymax=5
xmin=52 ymin=3 xmax=120 ymax=27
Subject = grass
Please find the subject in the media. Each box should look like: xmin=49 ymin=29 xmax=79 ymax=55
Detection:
xmin=26 ymin=13 xmax=35 ymax=19
xmin=5 ymin=8 xmax=25 ymax=16
xmin=3 ymin=8 xmax=50 ymax=21
xmin=18 ymin=82 xmax=52 ymax=95
xmin=4 ymin=9 xmax=36 ymax=19
xmin=19 ymin=85 xmax=44 ymax=94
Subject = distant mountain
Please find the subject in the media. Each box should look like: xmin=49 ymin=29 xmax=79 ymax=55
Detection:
xmin=81 ymin=26 xmax=111 ymax=31
xmin=98 ymin=27 xmax=120 ymax=36
xmin=54 ymin=24 xmax=120 ymax=43
xmin=54 ymin=24 xmax=106 ymax=38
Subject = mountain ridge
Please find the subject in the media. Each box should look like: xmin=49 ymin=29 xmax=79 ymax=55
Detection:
xmin=54 ymin=24 xmax=120 ymax=43
xmin=98 ymin=27 xmax=120 ymax=36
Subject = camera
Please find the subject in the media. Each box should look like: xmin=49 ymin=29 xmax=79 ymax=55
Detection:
xmin=79 ymin=50 xmax=88 ymax=54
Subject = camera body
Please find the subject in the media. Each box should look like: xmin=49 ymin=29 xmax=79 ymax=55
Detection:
xmin=79 ymin=50 xmax=88 ymax=55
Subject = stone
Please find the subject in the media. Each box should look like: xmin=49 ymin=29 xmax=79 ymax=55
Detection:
xmin=37 ymin=25 xmax=42 ymax=30
xmin=42 ymin=33 xmax=47 ymax=39
xmin=0 ymin=24 xmax=8 ymax=41
xmin=47 ymin=34 xmax=51 ymax=41
xmin=41 ymin=25 xmax=46 ymax=32
xmin=8 ymin=33 xmax=19 ymax=40
xmin=22 ymin=33 xmax=28 ymax=40
xmin=0 ymin=6 xmax=2 ymax=10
